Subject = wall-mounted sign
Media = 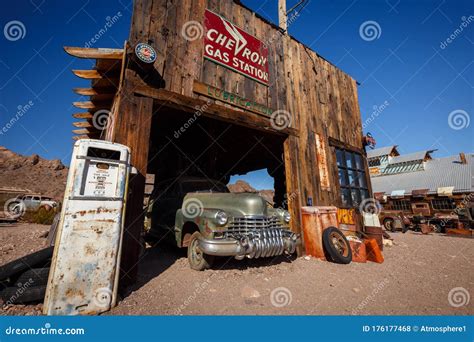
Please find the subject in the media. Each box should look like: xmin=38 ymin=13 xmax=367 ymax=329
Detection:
xmin=204 ymin=9 xmax=269 ymax=86
xmin=134 ymin=43 xmax=157 ymax=63
xmin=193 ymin=80 xmax=273 ymax=117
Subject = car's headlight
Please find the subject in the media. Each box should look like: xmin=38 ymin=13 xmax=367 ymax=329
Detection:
xmin=283 ymin=211 xmax=291 ymax=223
xmin=215 ymin=211 xmax=228 ymax=226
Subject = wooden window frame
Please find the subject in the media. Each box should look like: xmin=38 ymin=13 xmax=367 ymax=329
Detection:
xmin=335 ymin=147 xmax=370 ymax=208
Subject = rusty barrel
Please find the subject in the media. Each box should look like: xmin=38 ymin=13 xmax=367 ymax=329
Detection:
xmin=364 ymin=225 xmax=384 ymax=251
xmin=301 ymin=206 xmax=338 ymax=259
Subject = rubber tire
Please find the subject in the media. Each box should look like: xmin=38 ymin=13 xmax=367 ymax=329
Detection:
xmin=0 ymin=285 xmax=46 ymax=304
xmin=187 ymin=231 xmax=214 ymax=271
xmin=0 ymin=246 xmax=53 ymax=281
xmin=322 ymin=227 xmax=352 ymax=264
xmin=433 ymin=224 xmax=444 ymax=233
xmin=383 ymin=218 xmax=396 ymax=232
xmin=15 ymin=268 xmax=50 ymax=287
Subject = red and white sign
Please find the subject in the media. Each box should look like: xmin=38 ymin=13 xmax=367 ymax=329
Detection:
xmin=204 ymin=9 xmax=269 ymax=86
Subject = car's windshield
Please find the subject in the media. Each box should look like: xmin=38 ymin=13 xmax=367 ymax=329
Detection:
xmin=181 ymin=180 xmax=229 ymax=194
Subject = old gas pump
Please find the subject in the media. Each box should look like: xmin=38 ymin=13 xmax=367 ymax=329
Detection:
xmin=44 ymin=139 xmax=131 ymax=315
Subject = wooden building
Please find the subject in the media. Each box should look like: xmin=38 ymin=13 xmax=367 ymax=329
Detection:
xmin=369 ymin=147 xmax=473 ymax=228
xmin=65 ymin=0 xmax=371 ymax=283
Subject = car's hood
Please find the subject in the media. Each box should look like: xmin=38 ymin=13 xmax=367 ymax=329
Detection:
xmin=184 ymin=192 xmax=269 ymax=217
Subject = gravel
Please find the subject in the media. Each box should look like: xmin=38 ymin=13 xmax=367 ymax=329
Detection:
xmin=1 ymin=223 xmax=472 ymax=315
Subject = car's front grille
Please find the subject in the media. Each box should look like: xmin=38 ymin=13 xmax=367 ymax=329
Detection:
xmin=227 ymin=216 xmax=285 ymax=234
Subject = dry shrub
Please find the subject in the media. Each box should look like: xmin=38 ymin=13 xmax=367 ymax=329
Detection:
xmin=21 ymin=207 xmax=58 ymax=225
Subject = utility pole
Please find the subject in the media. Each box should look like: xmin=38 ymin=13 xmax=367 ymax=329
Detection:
xmin=278 ymin=0 xmax=287 ymax=32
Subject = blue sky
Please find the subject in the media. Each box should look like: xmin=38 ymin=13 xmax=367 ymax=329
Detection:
xmin=0 ymin=0 xmax=472 ymax=190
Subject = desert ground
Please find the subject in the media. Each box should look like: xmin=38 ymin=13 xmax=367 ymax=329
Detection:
xmin=0 ymin=222 xmax=472 ymax=316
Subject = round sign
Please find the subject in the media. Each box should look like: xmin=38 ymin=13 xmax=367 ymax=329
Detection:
xmin=134 ymin=43 xmax=157 ymax=64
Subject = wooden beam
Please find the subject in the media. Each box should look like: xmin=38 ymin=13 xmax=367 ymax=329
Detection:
xmin=73 ymin=101 xmax=111 ymax=110
xmin=72 ymin=69 xmax=102 ymax=79
xmin=74 ymin=87 xmax=99 ymax=96
xmin=72 ymin=135 xmax=89 ymax=141
xmin=134 ymin=86 xmax=299 ymax=137
xmin=73 ymin=121 xmax=93 ymax=128
xmin=73 ymin=87 xmax=116 ymax=96
xmin=72 ymin=128 xmax=97 ymax=135
xmin=64 ymin=46 xmax=124 ymax=60
xmin=72 ymin=112 xmax=93 ymax=119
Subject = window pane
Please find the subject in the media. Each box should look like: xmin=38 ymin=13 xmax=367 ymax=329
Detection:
xmin=345 ymin=151 xmax=353 ymax=169
xmin=336 ymin=149 xmax=344 ymax=166
xmin=358 ymin=171 xmax=367 ymax=188
xmin=348 ymin=170 xmax=359 ymax=187
xmin=355 ymin=154 xmax=364 ymax=170
xmin=338 ymin=168 xmax=348 ymax=186
xmin=341 ymin=188 xmax=351 ymax=207
xmin=351 ymin=189 xmax=361 ymax=206
xmin=361 ymin=189 xmax=370 ymax=201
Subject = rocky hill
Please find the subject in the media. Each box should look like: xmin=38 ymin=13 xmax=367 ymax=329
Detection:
xmin=0 ymin=146 xmax=275 ymax=203
xmin=0 ymin=146 xmax=68 ymax=200
xmin=227 ymin=180 xmax=274 ymax=204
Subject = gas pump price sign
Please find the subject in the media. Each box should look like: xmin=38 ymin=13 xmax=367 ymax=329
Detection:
xmin=83 ymin=162 xmax=119 ymax=198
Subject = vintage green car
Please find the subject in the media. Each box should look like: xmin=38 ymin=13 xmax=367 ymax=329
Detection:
xmin=146 ymin=177 xmax=298 ymax=270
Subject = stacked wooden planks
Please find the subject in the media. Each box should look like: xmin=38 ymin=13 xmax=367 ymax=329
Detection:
xmin=64 ymin=47 xmax=125 ymax=141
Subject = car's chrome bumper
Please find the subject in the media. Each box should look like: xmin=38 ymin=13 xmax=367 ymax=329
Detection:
xmin=198 ymin=232 xmax=299 ymax=259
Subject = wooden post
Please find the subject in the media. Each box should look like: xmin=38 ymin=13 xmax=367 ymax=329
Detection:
xmin=278 ymin=0 xmax=288 ymax=32
xmin=107 ymin=67 xmax=154 ymax=289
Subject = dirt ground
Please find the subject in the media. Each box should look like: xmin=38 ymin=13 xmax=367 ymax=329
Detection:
xmin=0 ymin=223 xmax=472 ymax=315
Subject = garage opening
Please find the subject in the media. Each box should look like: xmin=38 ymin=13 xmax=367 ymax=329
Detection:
xmin=144 ymin=105 xmax=289 ymax=245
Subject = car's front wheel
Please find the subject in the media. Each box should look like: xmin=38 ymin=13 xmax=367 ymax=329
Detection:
xmin=383 ymin=218 xmax=396 ymax=232
xmin=187 ymin=231 xmax=214 ymax=271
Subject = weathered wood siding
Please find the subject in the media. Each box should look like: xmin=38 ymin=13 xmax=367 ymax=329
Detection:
xmin=129 ymin=0 xmax=365 ymax=210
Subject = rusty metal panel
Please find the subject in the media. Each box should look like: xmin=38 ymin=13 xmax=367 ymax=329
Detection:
xmin=315 ymin=133 xmax=330 ymax=191
xmin=44 ymin=140 xmax=130 ymax=315
xmin=411 ymin=202 xmax=431 ymax=217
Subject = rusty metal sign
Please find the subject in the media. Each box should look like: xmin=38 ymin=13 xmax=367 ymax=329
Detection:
xmin=204 ymin=9 xmax=269 ymax=85
xmin=44 ymin=140 xmax=130 ymax=315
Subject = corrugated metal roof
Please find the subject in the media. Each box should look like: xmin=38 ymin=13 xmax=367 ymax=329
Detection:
xmin=388 ymin=150 xmax=433 ymax=164
xmin=367 ymin=145 xmax=397 ymax=159
xmin=370 ymin=154 xmax=474 ymax=195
